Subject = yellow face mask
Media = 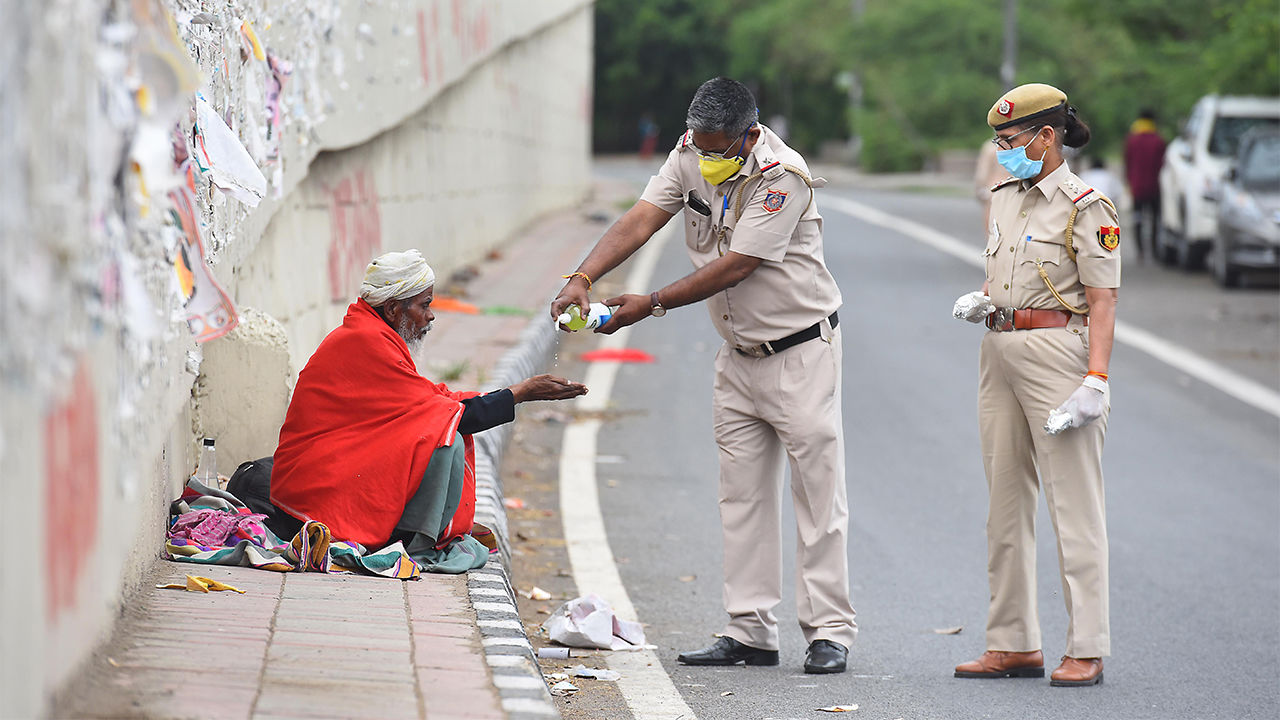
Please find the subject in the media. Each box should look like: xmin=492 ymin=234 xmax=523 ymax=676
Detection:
xmin=695 ymin=129 xmax=750 ymax=185
xmin=699 ymin=154 xmax=746 ymax=185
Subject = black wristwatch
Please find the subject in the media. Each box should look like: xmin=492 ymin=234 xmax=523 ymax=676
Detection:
xmin=650 ymin=291 xmax=667 ymax=317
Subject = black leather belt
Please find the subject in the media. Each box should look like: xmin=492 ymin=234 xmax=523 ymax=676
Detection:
xmin=735 ymin=312 xmax=839 ymax=358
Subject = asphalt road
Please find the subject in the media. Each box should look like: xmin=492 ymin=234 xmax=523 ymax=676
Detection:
xmin=557 ymin=160 xmax=1280 ymax=720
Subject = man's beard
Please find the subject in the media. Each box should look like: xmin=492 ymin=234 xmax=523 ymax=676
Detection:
xmin=396 ymin=317 xmax=431 ymax=355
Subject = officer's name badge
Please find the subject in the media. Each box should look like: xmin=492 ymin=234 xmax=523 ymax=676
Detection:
xmin=763 ymin=189 xmax=788 ymax=213
xmin=1097 ymin=226 xmax=1120 ymax=251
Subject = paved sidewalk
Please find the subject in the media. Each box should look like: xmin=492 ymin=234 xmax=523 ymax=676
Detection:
xmin=53 ymin=175 xmax=639 ymax=720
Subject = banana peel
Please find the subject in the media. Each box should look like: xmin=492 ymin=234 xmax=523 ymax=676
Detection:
xmin=156 ymin=575 xmax=246 ymax=594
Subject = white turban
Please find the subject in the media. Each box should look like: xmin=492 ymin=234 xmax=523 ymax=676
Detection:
xmin=359 ymin=249 xmax=435 ymax=307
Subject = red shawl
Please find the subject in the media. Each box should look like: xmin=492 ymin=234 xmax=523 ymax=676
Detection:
xmin=271 ymin=299 xmax=478 ymax=547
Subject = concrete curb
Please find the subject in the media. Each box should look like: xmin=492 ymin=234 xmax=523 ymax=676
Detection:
xmin=469 ymin=313 xmax=561 ymax=719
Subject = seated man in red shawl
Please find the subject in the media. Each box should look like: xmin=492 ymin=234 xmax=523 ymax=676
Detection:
xmin=243 ymin=249 xmax=586 ymax=572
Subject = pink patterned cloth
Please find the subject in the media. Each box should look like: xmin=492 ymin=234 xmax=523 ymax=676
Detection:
xmin=168 ymin=509 xmax=269 ymax=547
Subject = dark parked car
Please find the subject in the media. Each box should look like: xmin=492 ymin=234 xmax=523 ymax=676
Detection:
xmin=1210 ymin=130 xmax=1280 ymax=287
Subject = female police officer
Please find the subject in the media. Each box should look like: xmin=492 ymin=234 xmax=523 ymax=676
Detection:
xmin=950 ymin=83 xmax=1119 ymax=687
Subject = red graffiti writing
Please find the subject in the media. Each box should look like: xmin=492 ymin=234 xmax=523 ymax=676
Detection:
xmin=44 ymin=361 xmax=99 ymax=620
xmin=432 ymin=3 xmax=443 ymax=85
xmin=417 ymin=10 xmax=431 ymax=86
xmin=327 ymin=169 xmax=382 ymax=301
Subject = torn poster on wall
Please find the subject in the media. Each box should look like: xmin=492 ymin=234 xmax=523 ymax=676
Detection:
xmin=193 ymin=94 xmax=267 ymax=206
xmin=169 ymin=187 xmax=238 ymax=342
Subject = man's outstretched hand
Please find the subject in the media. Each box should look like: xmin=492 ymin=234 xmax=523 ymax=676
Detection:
xmin=510 ymin=375 xmax=588 ymax=403
xmin=595 ymin=293 xmax=652 ymax=334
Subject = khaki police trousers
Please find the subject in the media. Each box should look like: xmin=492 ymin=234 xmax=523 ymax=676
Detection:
xmin=979 ymin=324 xmax=1111 ymax=659
xmin=712 ymin=325 xmax=858 ymax=651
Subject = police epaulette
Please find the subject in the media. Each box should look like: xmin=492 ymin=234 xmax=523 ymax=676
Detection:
xmin=1059 ymin=175 xmax=1103 ymax=209
xmin=991 ymin=176 xmax=1019 ymax=192
xmin=759 ymin=159 xmax=786 ymax=181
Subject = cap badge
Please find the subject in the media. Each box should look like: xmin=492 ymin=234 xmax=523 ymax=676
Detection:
xmin=997 ymin=99 xmax=1014 ymax=117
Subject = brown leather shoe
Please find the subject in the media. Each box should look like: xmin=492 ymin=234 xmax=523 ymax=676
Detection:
xmin=1050 ymin=656 xmax=1103 ymax=686
xmin=954 ymin=650 xmax=1045 ymax=678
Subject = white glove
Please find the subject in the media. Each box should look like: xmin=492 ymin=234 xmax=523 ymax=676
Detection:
xmin=952 ymin=291 xmax=995 ymax=323
xmin=1044 ymin=375 xmax=1109 ymax=435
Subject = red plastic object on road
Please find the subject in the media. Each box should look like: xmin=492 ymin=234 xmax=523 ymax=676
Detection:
xmin=580 ymin=348 xmax=656 ymax=363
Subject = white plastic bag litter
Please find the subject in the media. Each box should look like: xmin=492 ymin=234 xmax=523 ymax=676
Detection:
xmin=542 ymin=593 xmax=645 ymax=650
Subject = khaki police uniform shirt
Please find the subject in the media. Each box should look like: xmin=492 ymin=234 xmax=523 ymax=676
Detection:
xmin=984 ymin=161 xmax=1121 ymax=312
xmin=639 ymin=124 xmax=842 ymax=348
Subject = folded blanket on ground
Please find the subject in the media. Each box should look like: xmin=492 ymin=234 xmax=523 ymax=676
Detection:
xmin=164 ymin=477 xmax=422 ymax=579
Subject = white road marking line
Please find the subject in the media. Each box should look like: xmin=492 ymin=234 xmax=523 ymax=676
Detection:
xmin=559 ymin=222 xmax=698 ymax=720
xmin=822 ymin=195 xmax=1280 ymax=418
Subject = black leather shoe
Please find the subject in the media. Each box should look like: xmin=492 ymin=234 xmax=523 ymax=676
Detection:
xmin=677 ymin=636 xmax=779 ymax=666
xmin=804 ymin=639 xmax=848 ymax=674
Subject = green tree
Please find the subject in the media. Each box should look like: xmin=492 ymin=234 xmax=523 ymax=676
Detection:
xmin=592 ymin=0 xmax=726 ymax=152
xmin=592 ymin=0 xmax=1279 ymax=170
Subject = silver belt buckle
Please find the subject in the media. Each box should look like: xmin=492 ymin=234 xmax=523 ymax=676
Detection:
xmin=990 ymin=306 xmax=1015 ymax=331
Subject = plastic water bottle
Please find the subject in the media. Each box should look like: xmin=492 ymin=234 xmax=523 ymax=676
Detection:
xmin=558 ymin=303 xmax=617 ymax=331
xmin=195 ymin=437 xmax=220 ymax=489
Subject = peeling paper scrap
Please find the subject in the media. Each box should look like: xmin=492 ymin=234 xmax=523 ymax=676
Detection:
xmin=194 ymin=95 xmax=267 ymax=206
xmin=567 ymin=664 xmax=621 ymax=682
xmin=169 ymin=188 xmax=239 ymax=342
xmin=816 ymin=705 xmax=858 ymax=713
xmin=240 ymin=20 xmax=266 ymax=61
xmin=548 ymin=680 xmax=579 ymax=696
xmin=933 ymin=626 xmax=963 ymax=635
xmin=721 ymin=691 xmax=734 ymax=697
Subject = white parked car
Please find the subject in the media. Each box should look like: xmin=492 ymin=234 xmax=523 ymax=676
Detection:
xmin=1156 ymin=95 xmax=1280 ymax=269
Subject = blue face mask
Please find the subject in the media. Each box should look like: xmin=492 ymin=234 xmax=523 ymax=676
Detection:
xmin=996 ymin=129 xmax=1047 ymax=179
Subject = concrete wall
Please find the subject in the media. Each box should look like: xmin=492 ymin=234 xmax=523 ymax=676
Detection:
xmin=0 ymin=1 xmax=592 ymax=716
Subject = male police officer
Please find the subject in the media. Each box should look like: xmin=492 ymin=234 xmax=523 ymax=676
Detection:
xmin=551 ymin=77 xmax=857 ymax=674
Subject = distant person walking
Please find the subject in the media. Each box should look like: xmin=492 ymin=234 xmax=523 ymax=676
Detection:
xmin=1123 ymin=109 xmax=1166 ymax=261
xmin=974 ymin=141 xmax=1009 ymax=233
xmin=638 ymin=113 xmax=660 ymax=159
xmin=1079 ymin=157 xmax=1122 ymax=204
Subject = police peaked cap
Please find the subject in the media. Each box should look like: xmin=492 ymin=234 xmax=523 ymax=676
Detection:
xmin=988 ymin=83 xmax=1069 ymax=130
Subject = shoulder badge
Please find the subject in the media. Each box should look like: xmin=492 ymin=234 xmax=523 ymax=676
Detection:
xmin=676 ymin=130 xmax=692 ymax=152
xmin=991 ymin=176 xmax=1019 ymax=192
xmin=1097 ymin=226 xmax=1120 ymax=252
xmin=762 ymin=188 xmax=788 ymax=213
